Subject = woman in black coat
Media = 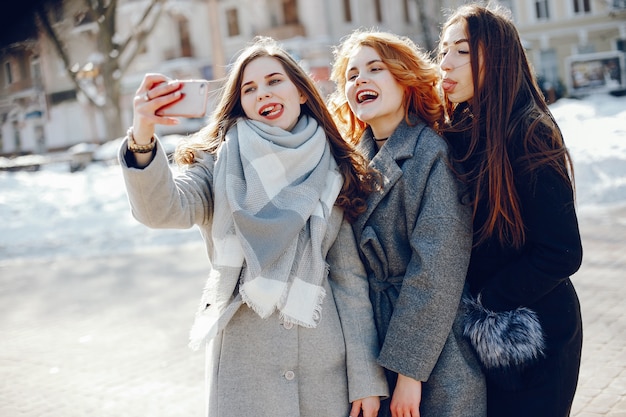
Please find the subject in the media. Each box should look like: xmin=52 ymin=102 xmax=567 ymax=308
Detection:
xmin=438 ymin=4 xmax=583 ymax=417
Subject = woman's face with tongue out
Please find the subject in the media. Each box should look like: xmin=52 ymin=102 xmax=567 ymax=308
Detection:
xmin=240 ymin=56 xmax=307 ymax=132
xmin=344 ymin=45 xmax=405 ymax=140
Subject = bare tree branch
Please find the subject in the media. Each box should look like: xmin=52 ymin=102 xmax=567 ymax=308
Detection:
xmin=117 ymin=0 xmax=166 ymax=61
xmin=35 ymin=0 xmax=165 ymax=140
xmin=34 ymin=3 xmax=100 ymax=106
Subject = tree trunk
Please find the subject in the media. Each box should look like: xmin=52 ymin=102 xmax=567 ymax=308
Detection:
xmin=35 ymin=0 xmax=166 ymax=142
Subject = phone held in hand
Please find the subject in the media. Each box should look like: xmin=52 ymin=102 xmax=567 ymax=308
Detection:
xmin=157 ymin=80 xmax=210 ymax=118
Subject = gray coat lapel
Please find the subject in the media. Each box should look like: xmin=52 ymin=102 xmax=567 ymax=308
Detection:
xmin=355 ymin=119 xmax=427 ymax=232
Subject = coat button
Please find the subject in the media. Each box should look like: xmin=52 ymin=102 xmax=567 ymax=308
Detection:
xmin=283 ymin=322 xmax=294 ymax=330
xmin=284 ymin=370 xmax=295 ymax=380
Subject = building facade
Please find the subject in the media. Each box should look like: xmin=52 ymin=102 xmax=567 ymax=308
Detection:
xmin=1 ymin=0 xmax=624 ymax=155
xmin=445 ymin=0 xmax=626 ymax=99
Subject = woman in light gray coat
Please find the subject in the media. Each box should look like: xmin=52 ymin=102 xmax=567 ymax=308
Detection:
xmin=118 ymin=37 xmax=388 ymax=417
xmin=329 ymin=30 xmax=486 ymax=417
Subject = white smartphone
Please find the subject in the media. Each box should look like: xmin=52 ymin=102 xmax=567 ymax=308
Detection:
xmin=156 ymin=80 xmax=210 ymax=118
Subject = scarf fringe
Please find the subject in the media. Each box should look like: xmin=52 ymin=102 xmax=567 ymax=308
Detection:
xmin=239 ymin=277 xmax=328 ymax=328
xmin=239 ymin=284 xmax=280 ymax=320
xmin=277 ymin=285 xmax=326 ymax=328
xmin=189 ymin=283 xmax=328 ymax=351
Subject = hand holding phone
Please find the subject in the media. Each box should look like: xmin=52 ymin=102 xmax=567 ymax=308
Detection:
xmin=156 ymin=80 xmax=209 ymax=118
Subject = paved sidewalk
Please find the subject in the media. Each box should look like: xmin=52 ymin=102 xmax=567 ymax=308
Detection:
xmin=571 ymin=205 xmax=626 ymax=417
xmin=1 ymin=206 xmax=625 ymax=417
xmin=0 ymin=243 xmax=208 ymax=417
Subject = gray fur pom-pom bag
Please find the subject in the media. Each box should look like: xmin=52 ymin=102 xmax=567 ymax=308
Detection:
xmin=462 ymin=295 xmax=546 ymax=390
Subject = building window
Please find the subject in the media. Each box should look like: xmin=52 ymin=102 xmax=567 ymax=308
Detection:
xmin=403 ymin=0 xmax=411 ymax=24
xmin=4 ymin=61 xmax=13 ymax=85
xmin=31 ymin=58 xmax=42 ymax=88
xmin=12 ymin=120 xmax=21 ymax=151
xmin=539 ymin=48 xmax=560 ymax=103
xmin=535 ymin=0 xmax=549 ymax=20
xmin=539 ymin=49 xmax=559 ymax=86
xmin=572 ymin=0 xmax=591 ymax=14
xmin=31 ymin=58 xmax=41 ymax=81
xmin=374 ymin=0 xmax=383 ymax=22
xmin=577 ymin=44 xmax=595 ymax=54
xmin=226 ymin=8 xmax=240 ymax=37
xmin=612 ymin=0 xmax=626 ymax=10
xmin=283 ymin=0 xmax=299 ymax=25
xmin=177 ymin=17 xmax=193 ymax=57
xmin=343 ymin=0 xmax=352 ymax=22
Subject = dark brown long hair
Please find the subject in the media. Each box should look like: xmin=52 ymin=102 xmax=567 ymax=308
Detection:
xmin=328 ymin=29 xmax=445 ymax=144
xmin=439 ymin=4 xmax=575 ymax=249
xmin=174 ymin=36 xmax=374 ymax=222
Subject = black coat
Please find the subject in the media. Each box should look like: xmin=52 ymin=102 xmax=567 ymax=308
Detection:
xmin=447 ymin=126 xmax=583 ymax=417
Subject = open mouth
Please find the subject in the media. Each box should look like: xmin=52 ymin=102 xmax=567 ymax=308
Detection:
xmin=357 ymin=90 xmax=378 ymax=104
xmin=259 ymin=104 xmax=282 ymax=117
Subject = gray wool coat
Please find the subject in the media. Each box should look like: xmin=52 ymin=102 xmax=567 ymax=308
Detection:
xmin=352 ymin=119 xmax=487 ymax=417
xmin=118 ymin=138 xmax=388 ymax=417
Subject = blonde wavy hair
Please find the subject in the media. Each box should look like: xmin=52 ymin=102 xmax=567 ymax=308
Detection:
xmin=328 ymin=29 xmax=445 ymax=145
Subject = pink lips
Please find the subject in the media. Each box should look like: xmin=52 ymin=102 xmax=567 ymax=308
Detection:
xmin=441 ymin=79 xmax=457 ymax=93
xmin=259 ymin=103 xmax=283 ymax=119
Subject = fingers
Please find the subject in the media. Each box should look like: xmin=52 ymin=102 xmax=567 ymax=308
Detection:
xmin=135 ymin=73 xmax=170 ymax=95
xmin=141 ymin=79 xmax=182 ymax=102
xmin=351 ymin=396 xmax=381 ymax=417
xmin=390 ymin=375 xmax=422 ymax=417
xmin=133 ymin=87 xmax=182 ymax=116
xmin=355 ymin=396 xmax=380 ymax=417
xmin=390 ymin=401 xmax=420 ymax=417
xmin=134 ymin=76 xmax=181 ymax=110
xmin=132 ymin=74 xmax=182 ymax=140
xmin=349 ymin=400 xmax=360 ymax=417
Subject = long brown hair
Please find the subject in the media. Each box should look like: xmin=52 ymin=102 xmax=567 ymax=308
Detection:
xmin=439 ymin=4 xmax=575 ymax=249
xmin=328 ymin=29 xmax=445 ymax=144
xmin=174 ymin=36 xmax=374 ymax=222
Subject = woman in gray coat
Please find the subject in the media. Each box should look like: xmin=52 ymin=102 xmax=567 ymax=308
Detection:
xmin=118 ymin=37 xmax=388 ymax=417
xmin=329 ymin=30 xmax=486 ymax=417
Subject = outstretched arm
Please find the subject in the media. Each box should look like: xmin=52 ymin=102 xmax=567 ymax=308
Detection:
xmin=129 ymin=73 xmax=182 ymax=167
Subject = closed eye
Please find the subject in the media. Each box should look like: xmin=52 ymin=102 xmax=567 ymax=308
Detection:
xmin=346 ymin=70 xmax=359 ymax=81
xmin=440 ymin=47 xmax=469 ymax=58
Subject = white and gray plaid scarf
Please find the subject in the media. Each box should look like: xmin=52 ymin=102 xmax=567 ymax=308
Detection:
xmin=189 ymin=116 xmax=343 ymax=350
